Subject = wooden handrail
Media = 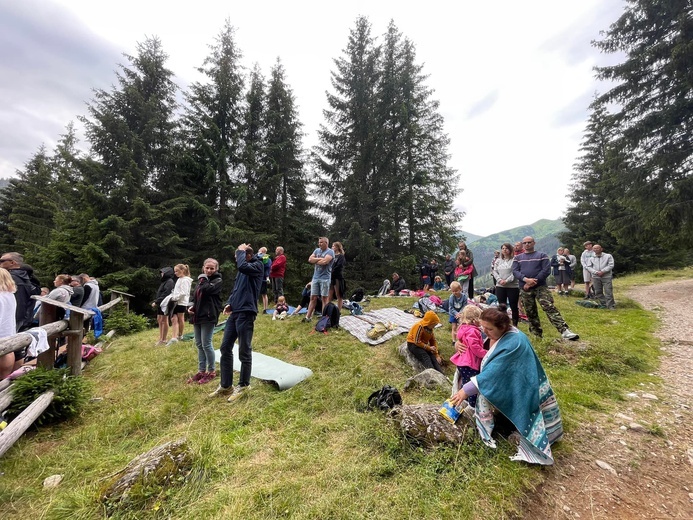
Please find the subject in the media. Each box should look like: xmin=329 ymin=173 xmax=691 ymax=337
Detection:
xmin=0 ymin=297 xmax=122 ymax=357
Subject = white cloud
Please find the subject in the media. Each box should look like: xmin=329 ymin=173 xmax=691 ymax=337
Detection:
xmin=2 ymin=0 xmax=625 ymax=237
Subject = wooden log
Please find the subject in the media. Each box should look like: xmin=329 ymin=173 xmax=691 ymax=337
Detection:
xmin=0 ymin=386 xmax=12 ymax=413
xmin=0 ymin=391 xmax=54 ymax=458
xmin=0 ymin=379 xmax=10 ymax=392
xmin=31 ymin=296 xmax=95 ymax=317
xmin=0 ymin=321 xmax=69 ymax=357
xmin=109 ymin=290 xmax=133 ymax=314
xmin=98 ymin=298 xmax=121 ymax=313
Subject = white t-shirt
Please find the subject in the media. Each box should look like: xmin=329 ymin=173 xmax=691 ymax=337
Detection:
xmin=0 ymin=292 xmax=17 ymax=337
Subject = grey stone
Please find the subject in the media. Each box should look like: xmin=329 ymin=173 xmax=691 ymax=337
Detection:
xmin=595 ymin=459 xmax=618 ymax=476
xmin=615 ymin=413 xmax=634 ymax=421
xmin=43 ymin=474 xmax=63 ymax=489
xmin=398 ymin=342 xmax=427 ymax=373
xmin=403 ymin=368 xmax=452 ymax=392
xmin=641 ymin=393 xmax=659 ymax=400
xmin=628 ymin=422 xmax=646 ymax=432
xmin=388 ymin=404 xmax=472 ymax=446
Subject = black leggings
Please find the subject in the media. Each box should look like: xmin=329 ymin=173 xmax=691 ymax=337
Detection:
xmin=495 ymin=286 xmax=520 ymax=326
xmin=407 ymin=342 xmax=444 ymax=374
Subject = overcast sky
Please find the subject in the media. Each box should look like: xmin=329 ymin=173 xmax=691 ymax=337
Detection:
xmin=0 ymin=0 xmax=624 ymax=236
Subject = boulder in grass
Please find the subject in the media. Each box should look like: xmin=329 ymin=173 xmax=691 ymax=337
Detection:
xmin=403 ymin=368 xmax=452 ymax=392
xmin=389 ymin=404 xmax=473 ymax=446
xmin=101 ymin=438 xmax=193 ymax=512
xmin=398 ymin=342 xmax=427 ymax=373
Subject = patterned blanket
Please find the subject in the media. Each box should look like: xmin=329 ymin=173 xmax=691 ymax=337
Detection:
xmin=339 ymin=308 xmax=424 ymax=345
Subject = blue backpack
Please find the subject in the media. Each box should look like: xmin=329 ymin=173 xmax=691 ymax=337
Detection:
xmin=314 ymin=315 xmax=331 ymax=334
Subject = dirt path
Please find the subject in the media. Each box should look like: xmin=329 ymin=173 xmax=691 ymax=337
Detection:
xmin=521 ymin=279 xmax=693 ymax=519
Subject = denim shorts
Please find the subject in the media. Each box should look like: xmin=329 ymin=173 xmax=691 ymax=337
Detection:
xmin=311 ymin=279 xmax=331 ymax=297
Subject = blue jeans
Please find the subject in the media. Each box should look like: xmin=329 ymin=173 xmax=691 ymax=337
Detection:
xmin=194 ymin=322 xmax=216 ymax=372
xmin=220 ymin=311 xmax=256 ymax=388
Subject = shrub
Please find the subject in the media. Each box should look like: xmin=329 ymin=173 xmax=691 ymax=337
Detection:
xmin=5 ymin=367 xmax=91 ymax=425
xmin=104 ymin=305 xmax=149 ymax=336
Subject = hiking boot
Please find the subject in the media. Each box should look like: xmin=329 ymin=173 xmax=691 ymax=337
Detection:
xmin=561 ymin=328 xmax=579 ymax=341
xmin=198 ymin=370 xmax=217 ymax=384
xmin=208 ymin=384 xmax=234 ymax=398
xmin=227 ymin=385 xmax=251 ymax=403
xmin=186 ymin=371 xmax=205 ymax=384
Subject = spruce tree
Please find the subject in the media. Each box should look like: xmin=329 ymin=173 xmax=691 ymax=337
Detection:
xmin=594 ymin=0 xmax=693 ymax=252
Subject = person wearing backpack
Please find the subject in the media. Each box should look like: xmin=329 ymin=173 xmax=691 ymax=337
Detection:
xmin=406 ymin=310 xmax=444 ymax=374
xmin=210 ymin=244 xmax=263 ymax=402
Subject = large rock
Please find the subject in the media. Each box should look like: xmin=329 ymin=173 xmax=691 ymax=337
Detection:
xmin=101 ymin=437 xmax=193 ymax=511
xmin=398 ymin=342 xmax=428 ymax=373
xmin=389 ymin=404 xmax=473 ymax=446
xmin=403 ymin=368 xmax=452 ymax=392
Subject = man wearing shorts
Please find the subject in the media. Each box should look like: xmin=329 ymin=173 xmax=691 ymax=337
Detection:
xmin=580 ymin=241 xmax=595 ymax=297
xmin=304 ymin=237 xmax=334 ymax=322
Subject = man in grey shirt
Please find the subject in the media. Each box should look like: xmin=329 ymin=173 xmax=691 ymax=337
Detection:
xmin=304 ymin=237 xmax=334 ymax=322
xmin=585 ymin=244 xmax=615 ymax=309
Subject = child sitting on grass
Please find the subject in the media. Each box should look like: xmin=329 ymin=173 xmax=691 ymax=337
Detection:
xmin=406 ymin=311 xmax=444 ymax=374
xmin=433 ymin=276 xmax=445 ymax=291
xmin=450 ymin=305 xmax=485 ymax=408
xmin=272 ymin=295 xmax=290 ymax=320
xmin=448 ymin=281 xmax=468 ymax=346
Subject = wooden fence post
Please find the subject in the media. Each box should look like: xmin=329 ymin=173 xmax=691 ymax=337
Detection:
xmin=66 ymin=312 xmax=85 ymax=377
xmin=37 ymin=301 xmax=58 ymax=369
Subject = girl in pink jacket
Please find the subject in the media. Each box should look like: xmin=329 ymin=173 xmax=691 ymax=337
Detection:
xmin=450 ymin=305 xmax=486 ymax=407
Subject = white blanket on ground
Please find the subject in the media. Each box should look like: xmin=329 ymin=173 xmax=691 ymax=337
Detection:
xmin=339 ymin=307 xmax=423 ymax=345
xmin=214 ymin=348 xmax=312 ymax=391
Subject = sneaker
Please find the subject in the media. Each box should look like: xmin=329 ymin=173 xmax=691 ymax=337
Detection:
xmin=198 ymin=370 xmax=217 ymax=384
xmin=561 ymin=328 xmax=579 ymax=341
xmin=154 ymin=340 xmax=166 ymax=346
xmin=301 ymin=317 xmax=312 ymax=323
xmin=166 ymin=338 xmax=179 ymax=346
xmin=272 ymin=315 xmax=276 ymax=321
xmin=227 ymin=385 xmax=251 ymax=403
xmin=186 ymin=371 xmax=205 ymax=384
xmin=208 ymin=384 xmax=234 ymax=398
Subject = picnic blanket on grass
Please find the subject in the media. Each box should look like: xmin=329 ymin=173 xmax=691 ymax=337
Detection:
xmin=214 ymin=347 xmax=312 ymax=390
xmin=339 ymin=307 xmax=425 ymax=345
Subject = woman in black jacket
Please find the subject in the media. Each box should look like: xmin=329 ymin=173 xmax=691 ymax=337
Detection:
xmin=329 ymin=242 xmax=346 ymax=309
xmin=186 ymin=258 xmax=223 ymax=384
xmin=152 ymin=267 xmax=175 ymax=346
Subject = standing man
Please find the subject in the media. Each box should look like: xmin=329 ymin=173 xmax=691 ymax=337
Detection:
xmin=304 ymin=237 xmax=334 ymax=322
xmin=270 ymin=246 xmax=286 ymax=304
xmin=580 ymin=241 xmax=595 ymax=297
xmin=512 ymin=237 xmax=579 ymax=340
xmin=1 ymin=252 xmax=40 ymax=332
xmin=209 ymin=244 xmax=263 ymax=402
xmin=585 ymin=244 xmax=615 ymax=309
xmin=0 ymin=252 xmax=40 ymax=376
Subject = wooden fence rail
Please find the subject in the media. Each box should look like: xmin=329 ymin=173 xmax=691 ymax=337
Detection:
xmin=0 ymin=296 xmax=124 ymax=458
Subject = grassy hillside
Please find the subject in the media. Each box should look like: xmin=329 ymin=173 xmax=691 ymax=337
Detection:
xmin=2 ymin=268 xmax=688 ymax=519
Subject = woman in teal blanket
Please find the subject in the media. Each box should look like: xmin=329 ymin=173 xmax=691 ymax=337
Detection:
xmin=450 ymin=305 xmax=563 ymax=465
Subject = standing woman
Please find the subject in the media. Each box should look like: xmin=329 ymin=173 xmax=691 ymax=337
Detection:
xmin=329 ymin=242 xmax=346 ymax=309
xmin=186 ymin=258 xmax=223 ymax=384
xmin=152 ymin=267 xmax=175 ymax=346
xmin=0 ymin=268 xmax=17 ymax=379
xmin=493 ymin=243 xmax=520 ymax=326
xmin=167 ymin=264 xmax=192 ymax=345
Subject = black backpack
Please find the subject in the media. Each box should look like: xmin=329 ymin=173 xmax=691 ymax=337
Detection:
xmin=351 ymin=287 xmax=365 ymax=302
xmin=323 ymin=302 xmax=340 ymax=328
xmin=367 ymin=385 xmax=402 ymax=411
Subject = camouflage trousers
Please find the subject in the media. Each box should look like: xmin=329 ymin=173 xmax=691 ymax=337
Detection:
xmin=520 ymin=285 xmax=568 ymax=337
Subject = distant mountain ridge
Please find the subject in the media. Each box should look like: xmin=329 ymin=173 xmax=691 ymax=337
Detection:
xmin=460 ymin=219 xmax=567 ymax=288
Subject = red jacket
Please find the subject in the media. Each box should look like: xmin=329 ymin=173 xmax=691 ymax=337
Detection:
xmin=270 ymin=254 xmax=286 ymax=278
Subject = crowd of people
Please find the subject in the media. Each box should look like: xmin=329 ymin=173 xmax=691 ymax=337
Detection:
xmin=2 ymin=234 xmax=615 ymax=463
xmin=0 ymin=251 xmax=102 ymax=379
